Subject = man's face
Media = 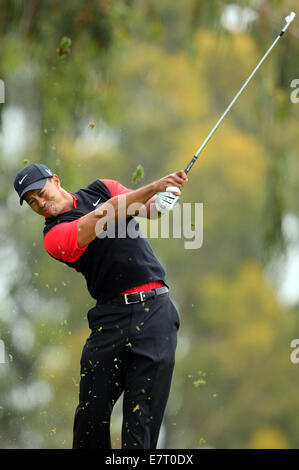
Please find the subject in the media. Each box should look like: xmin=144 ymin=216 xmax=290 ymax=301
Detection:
xmin=24 ymin=175 xmax=63 ymax=217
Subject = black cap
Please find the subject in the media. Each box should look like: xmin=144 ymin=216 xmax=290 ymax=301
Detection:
xmin=14 ymin=163 xmax=54 ymax=205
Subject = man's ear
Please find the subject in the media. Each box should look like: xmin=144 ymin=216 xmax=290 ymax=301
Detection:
xmin=51 ymin=174 xmax=61 ymax=189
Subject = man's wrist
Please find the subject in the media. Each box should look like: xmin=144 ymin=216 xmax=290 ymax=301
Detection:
xmin=150 ymin=181 xmax=160 ymax=194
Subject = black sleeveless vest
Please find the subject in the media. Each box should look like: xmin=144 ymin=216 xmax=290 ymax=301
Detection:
xmin=43 ymin=179 xmax=166 ymax=303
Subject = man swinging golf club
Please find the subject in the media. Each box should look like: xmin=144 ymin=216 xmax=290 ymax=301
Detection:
xmin=14 ymin=163 xmax=188 ymax=449
xmin=13 ymin=10 xmax=295 ymax=450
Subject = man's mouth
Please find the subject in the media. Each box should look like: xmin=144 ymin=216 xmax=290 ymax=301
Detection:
xmin=43 ymin=203 xmax=53 ymax=214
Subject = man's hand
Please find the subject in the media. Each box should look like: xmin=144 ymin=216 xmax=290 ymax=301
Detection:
xmin=155 ymin=170 xmax=188 ymax=193
xmin=154 ymin=170 xmax=188 ymax=213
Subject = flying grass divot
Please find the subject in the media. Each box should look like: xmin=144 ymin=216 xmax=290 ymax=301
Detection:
xmin=131 ymin=164 xmax=145 ymax=185
xmin=58 ymin=37 xmax=72 ymax=57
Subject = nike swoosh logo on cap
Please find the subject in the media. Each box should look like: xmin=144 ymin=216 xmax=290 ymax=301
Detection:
xmin=19 ymin=175 xmax=28 ymax=185
xmin=45 ymin=169 xmax=52 ymax=176
xmin=93 ymin=198 xmax=102 ymax=206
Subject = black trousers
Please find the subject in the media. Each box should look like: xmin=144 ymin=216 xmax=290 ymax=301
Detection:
xmin=72 ymin=291 xmax=180 ymax=449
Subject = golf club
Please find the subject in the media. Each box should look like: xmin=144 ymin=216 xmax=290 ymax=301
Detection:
xmin=184 ymin=11 xmax=296 ymax=175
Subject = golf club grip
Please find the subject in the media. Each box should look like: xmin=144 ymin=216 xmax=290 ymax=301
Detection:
xmin=184 ymin=156 xmax=198 ymax=174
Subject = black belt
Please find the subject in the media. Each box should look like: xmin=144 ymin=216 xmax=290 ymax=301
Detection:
xmin=110 ymin=286 xmax=169 ymax=305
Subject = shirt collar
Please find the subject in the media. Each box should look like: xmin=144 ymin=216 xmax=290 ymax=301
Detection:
xmin=69 ymin=193 xmax=77 ymax=208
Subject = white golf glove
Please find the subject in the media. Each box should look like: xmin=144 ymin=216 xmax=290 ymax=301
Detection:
xmin=155 ymin=186 xmax=181 ymax=213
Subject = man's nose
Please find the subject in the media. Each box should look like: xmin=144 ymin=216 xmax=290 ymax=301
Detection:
xmin=36 ymin=196 xmax=45 ymax=208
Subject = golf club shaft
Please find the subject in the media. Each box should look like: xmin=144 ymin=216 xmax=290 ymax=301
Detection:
xmin=184 ymin=12 xmax=296 ymax=174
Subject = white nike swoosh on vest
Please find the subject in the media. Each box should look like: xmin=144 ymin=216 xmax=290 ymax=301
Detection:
xmin=19 ymin=174 xmax=28 ymax=185
xmin=92 ymin=198 xmax=102 ymax=206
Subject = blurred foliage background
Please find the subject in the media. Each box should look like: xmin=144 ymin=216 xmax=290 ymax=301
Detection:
xmin=0 ymin=0 xmax=299 ymax=449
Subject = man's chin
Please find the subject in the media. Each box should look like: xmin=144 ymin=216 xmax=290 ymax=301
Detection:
xmin=43 ymin=205 xmax=61 ymax=217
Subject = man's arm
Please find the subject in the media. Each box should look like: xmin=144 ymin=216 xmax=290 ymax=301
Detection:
xmin=100 ymin=179 xmax=159 ymax=220
xmin=77 ymin=170 xmax=187 ymax=247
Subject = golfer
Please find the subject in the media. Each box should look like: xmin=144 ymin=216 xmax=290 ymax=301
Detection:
xmin=14 ymin=163 xmax=188 ymax=449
